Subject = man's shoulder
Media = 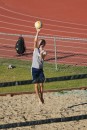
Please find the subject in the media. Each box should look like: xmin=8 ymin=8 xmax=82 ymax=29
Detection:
xmin=34 ymin=48 xmax=39 ymax=52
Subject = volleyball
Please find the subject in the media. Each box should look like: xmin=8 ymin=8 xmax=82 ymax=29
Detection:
xmin=34 ymin=21 xmax=42 ymax=29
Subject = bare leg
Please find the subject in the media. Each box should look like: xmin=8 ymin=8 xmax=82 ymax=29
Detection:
xmin=34 ymin=83 xmax=42 ymax=103
xmin=39 ymin=83 xmax=44 ymax=104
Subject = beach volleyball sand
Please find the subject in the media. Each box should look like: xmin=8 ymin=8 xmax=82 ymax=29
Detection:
xmin=0 ymin=90 xmax=87 ymax=130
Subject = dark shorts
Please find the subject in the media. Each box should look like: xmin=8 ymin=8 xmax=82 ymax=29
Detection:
xmin=32 ymin=67 xmax=45 ymax=83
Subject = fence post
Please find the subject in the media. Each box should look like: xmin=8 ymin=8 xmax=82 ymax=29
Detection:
xmin=54 ymin=37 xmax=58 ymax=70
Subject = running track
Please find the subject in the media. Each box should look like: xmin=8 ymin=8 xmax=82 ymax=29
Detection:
xmin=0 ymin=0 xmax=87 ymax=66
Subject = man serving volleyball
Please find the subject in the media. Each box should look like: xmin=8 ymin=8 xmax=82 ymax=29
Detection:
xmin=31 ymin=21 xmax=47 ymax=104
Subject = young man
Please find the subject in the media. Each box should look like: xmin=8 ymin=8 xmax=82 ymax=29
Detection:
xmin=31 ymin=29 xmax=47 ymax=104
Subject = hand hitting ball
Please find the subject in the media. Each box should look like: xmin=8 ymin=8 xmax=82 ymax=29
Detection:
xmin=34 ymin=21 xmax=42 ymax=29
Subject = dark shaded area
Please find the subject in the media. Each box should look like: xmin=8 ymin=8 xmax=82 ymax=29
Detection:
xmin=0 ymin=114 xmax=87 ymax=129
xmin=46 ymin=51 xmax=87 ymax=62
xmin=68 ymin=103 xmax=87 ymax=109
xmin=0 ymin=74 xmax=87 ymax=87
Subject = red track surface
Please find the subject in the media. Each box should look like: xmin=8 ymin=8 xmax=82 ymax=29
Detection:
xmin=0 ymin=0 xmax=87 ymax=66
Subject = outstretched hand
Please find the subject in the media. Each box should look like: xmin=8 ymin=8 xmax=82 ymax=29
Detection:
xmin=36 ymin=28 xmax=41 ymax=33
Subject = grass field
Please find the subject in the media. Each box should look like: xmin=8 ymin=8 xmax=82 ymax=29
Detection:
xmin=0 ymin=58 xmax=87 ymax=93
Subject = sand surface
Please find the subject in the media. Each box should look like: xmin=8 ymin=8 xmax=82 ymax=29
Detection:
xmin=0 ymin=90 xmax=87 ymax=130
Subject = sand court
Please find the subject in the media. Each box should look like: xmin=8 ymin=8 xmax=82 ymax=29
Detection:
xmin=0 ymin=90 xmax=87 ymax=130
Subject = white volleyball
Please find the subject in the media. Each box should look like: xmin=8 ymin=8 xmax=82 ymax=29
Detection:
xmin=34 ymin=21 xmax=42 ymax=29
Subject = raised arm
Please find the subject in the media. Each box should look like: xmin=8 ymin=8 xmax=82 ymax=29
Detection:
xmin=34 ymin=29 xmax=40 ymax=49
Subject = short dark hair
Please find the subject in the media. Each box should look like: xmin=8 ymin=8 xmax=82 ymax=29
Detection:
xmin=39 ymin=39 xmax=46 ymax=47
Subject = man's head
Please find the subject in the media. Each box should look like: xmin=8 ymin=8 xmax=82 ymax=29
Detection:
xmin=38 ymin=39 xmax=46 ymax=48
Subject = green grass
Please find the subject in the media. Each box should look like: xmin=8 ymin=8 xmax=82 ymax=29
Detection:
xmin=0 ymin=58 xmax=87 ymax=93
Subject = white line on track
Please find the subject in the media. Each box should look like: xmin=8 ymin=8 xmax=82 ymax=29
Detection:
xmin=0 ymin=6 xmax=87 ymax=27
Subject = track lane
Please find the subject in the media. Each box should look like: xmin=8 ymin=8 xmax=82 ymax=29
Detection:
xmin=0 ymin=0 xmax=87 ymax=66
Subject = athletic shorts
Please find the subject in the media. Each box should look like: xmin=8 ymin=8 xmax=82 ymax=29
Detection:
xmin=32 ymin=67 xmax=45 ymax=83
